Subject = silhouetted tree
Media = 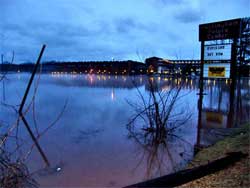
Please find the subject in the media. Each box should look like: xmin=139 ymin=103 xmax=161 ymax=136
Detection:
xmin=238 ymin=18 xmax=250 ymax=65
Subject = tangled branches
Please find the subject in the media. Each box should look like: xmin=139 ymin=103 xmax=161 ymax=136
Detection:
xmin=0 ymin=149 xmax=38 ymax=188
xmin=126 ymin=78 xmax=193 ymax=178
xmin=127 ymin=78 xmax=192 ymax=145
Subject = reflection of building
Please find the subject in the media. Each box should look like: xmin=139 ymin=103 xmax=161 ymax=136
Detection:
xmin=49 ymin=75 xmax=146 ymax=89
xmin=49 ymin=75 xmax=201 ymax=91
xmin=144 ymin=76 xmax=199 ymax=91
xmin=145 ymin=57 xmax=200 ymax=76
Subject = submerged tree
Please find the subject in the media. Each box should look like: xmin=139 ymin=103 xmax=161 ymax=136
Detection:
xmin=126 ymin=78 xmax=192 ymax=178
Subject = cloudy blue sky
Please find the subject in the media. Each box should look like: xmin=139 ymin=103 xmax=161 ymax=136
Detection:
xmin=1 ymin=0 xmax=249 ymax=63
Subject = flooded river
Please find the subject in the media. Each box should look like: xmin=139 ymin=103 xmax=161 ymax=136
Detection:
xmin=0 ymin=74 xmax=249 ymax=187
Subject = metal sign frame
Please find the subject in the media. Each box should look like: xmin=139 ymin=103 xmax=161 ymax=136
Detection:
xmin=199 ymin=18 xmax=241 ymax=41
xmin=197 ymin=19 xmax=242 ymax=145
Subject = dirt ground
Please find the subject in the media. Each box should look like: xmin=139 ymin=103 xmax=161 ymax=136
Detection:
xmin=179 ymin=124 xmax=250 ymax=188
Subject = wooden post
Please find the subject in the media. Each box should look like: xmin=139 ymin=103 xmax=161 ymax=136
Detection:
xmin=195 ymin=40 xmax=205 ymax=151
xmin=227 ymin=38 xmax=237 ymax=128
xmin=18 ymin=45 xmax=50 ymax=167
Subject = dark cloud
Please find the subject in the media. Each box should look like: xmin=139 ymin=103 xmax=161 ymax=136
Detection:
xmin=114 ymin=18 xmax=157 ymax=34
xmin=2 ymin=20 xmax=113 ymax=48
xmin=115 ymin=18 xmax=136 ymax=33
xmin=157 ymin=0 xmax=184 ymax=5
xmin=0 ymin=21 xmax=136 ymax=62
xmin=174 ymin=9 xmax=202 ymax=23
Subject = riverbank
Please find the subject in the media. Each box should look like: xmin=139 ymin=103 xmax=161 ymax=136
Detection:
xmin=179 ymin=123 xmax=250 ymax=188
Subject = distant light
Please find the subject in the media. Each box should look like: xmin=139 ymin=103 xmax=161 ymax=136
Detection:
xmin=56 ymin=167 xmax=61 ymax=172
xmin=111 ymin=89 xmax=115 ymax=101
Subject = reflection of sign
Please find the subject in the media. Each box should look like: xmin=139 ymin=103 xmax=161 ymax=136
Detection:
xmin=206 ymin=111 xmax=223 ymax=124
xmin=199 ymin=18 xmax=241 ymax=41
xmin=208 ymin=67 xmax=225 ymax=77
xmin=204 ymin=44 xmax=231 ymax=60
xmin=201 ymin=111 xmax=227 ymax=129
xmin=203 ymin=63 xmax=230 ymax=78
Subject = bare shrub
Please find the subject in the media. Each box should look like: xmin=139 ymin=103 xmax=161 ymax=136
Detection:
xmin=126 ymin=78 xmax=192 ymax=178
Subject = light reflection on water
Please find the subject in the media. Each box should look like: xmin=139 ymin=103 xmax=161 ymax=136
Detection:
xmin=0 ymin=73 xmax=249 ymax=187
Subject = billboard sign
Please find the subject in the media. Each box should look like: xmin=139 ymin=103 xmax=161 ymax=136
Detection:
xmin=199 ymin=18 xmax=241 ymax=41
xmin=208 ymin=67 xmax=226 ymax=77
xmin=203 ymin=63 xmax=230 ymax=78
xmin=204 ymin=44 xmax=231 ymax=60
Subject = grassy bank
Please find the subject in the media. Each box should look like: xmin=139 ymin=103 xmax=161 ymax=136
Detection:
xmin=180 ymin=124 xmax=250 ymax=188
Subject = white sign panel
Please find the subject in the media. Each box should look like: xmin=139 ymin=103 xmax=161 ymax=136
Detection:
xmin=204 ymin=44 xmax=231 ymax=60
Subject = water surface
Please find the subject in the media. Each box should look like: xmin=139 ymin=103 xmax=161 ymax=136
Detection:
xmin=0 ymin=74 xmax=249 ymax=187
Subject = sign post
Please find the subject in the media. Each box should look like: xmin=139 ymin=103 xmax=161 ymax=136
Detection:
xmin=196 ymin=18 xmax=242 ymax=147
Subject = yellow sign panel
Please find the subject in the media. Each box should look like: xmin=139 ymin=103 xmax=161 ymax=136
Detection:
xmin=208 ymin=67 xmax=225 ymax=77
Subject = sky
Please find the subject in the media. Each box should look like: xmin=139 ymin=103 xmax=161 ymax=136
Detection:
xmin=1 ymin=0 xmax=250 ymax=63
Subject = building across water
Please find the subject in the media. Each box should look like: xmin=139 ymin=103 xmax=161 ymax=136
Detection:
xmin=145 ymin=56 xmax=201 ymax=76
xmin=1 ymin=56 xmax=249 ymax=76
